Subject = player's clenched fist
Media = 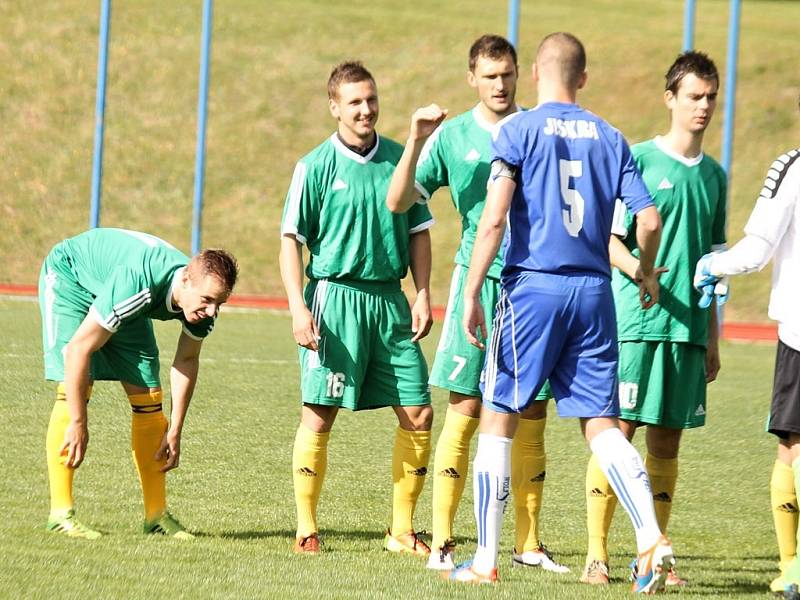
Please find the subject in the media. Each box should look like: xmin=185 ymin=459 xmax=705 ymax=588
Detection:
xmin=409 ymin=104 xmax=448 ymax=141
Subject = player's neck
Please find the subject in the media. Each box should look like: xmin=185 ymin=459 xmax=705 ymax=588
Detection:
xmin=661 ymin=128 xmax=704 ymax=160
xmin=476 ymin=102 xmax=517 ymax=125
xmin=536 ymin=82 xmax=577 ymax=106
xmin=337 ymin=129 xmax=376 ymax=155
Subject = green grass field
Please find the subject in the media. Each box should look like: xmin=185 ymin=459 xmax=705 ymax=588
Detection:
xmin=2 ymin=0 xmax=800 ymax=321
xmin=0 ymin=296 xmax=782 ymax=598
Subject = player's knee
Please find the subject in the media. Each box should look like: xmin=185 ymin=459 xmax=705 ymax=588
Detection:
xmin=397 ymin=404 xmax=433 ymax=431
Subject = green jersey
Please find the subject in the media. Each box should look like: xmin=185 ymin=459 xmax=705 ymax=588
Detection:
xmin=415 ymin=105 xmax=507 ymax=279
xmin=58 ymin=228 xmax=214 ymax=339
xmin=612 ymin=137 xmax=727 ymax=346
xmin=281 ymin=133 xmax=434 ymax=282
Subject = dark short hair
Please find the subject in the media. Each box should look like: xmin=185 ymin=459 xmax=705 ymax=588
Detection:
xmin=327 ymin=61 xmax=375 ymax=100
xmin=536 ymin=32 xmax=586 ymax=89
xmin=665 ymin=51 xmax=719 ymax=94
xmin=468 ymin=34 xmax=518 ymax=71
xmin=190 ymin=249 xmax=239 ymax=292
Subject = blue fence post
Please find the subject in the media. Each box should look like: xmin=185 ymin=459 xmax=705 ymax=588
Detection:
xmin=507 ymin=0 xmax=520 ymax=48
xmin=720 ymin=0 xmax=741 ymax=178
xmin=682 ymin=0 xmax=696 ymax=51
xmin=191 ymin=0 xmax=213 ymax=255
xmin=89 ymin=0 xmax=111 ymax=229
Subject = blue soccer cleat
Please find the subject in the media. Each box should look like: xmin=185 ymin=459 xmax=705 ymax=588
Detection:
xmin=632 ymin=536 xmax=674 ymax=594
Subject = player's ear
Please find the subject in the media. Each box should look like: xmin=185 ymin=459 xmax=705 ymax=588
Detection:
xmin=577 ymin=70 xmax=588 ymax=90
xmin=531 ymin=62 xmax=539 ymax=83
xmin=329 ymin=97 xmax=340 ymax=120
xmin=467 ymin=69 xmax=477 ymax=89
xmin=663 ymin=89 xmax=675 ymax=110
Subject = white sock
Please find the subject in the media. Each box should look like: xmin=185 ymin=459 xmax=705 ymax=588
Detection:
xmin=589 ymin=427 xmax=662 ymax=553
xmin=471 ymin=433 xmax=512 ymax=574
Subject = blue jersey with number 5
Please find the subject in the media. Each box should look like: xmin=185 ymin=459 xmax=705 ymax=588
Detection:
xmin=492 ymin=102 xmax=652 ymax=278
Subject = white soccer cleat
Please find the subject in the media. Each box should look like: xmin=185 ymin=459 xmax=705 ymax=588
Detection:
xmin=426 ymin=538 xmax=456 ymax=570
xmin=512 ymin=545 xmax=570 ymax=573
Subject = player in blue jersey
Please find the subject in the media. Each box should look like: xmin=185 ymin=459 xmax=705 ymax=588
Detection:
xmin=447 ymin=33 xmax=673 ymax=593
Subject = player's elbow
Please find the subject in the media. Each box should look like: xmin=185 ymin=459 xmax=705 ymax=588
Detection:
xmin=636 ymin=206 xmax=662 ymax=236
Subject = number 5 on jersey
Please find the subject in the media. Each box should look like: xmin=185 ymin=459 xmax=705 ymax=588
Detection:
xmin=559 ymin=159 xmax=585 ymax=237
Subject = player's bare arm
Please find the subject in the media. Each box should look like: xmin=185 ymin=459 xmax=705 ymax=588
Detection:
xmin=409 ymin=229 xmax=433 ymax=342
xmin=632 ymin=205 xmax=663 ymax=309
xmin=609 ymin=234 xmax=668 ymax=310
xmin=705 ymin=296 xmax=721 ymax=383
xmin=386 ymin=104 xmax=447 ymax=214
xmin=463 ymin=173 xmax=514 ymax=349
xmin=158 ymin=331 xmax=202 ymax=472
xmin=62 ymin=316 xmax=113 ymax=468
xmin=279 ymin=235 xmax=320 ymax=351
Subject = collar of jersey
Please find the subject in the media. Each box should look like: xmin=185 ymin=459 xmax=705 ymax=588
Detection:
xmin=472 ymin=103 xmax=523 ymax=133
xmin=166 ymin=267 xmax=184 ymax=314
xmin=654 ymin=135 xmax=704 ymax=167
xmin=532 ymin=101 xmax=580 ymax=111
xmin=330 ymin=132 xmax=380 ymax=164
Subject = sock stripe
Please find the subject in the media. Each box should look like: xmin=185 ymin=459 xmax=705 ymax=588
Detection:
xmin=477 ymin=471 xmax=488 ymax=548
xmin=608 ymin=464 xmax=642 ymax=529
xmin=131 ymin=404 xmax=163 ymax=414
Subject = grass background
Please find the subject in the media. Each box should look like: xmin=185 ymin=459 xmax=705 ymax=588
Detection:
xmin=2 ymin=0 xmax=800 ymax=321
xmin=0 ymin=297 xmax=781 ymax=598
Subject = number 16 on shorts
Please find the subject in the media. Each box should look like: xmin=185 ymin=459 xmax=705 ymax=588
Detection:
xmin=326 ymin=372 xmax=345 ymax=398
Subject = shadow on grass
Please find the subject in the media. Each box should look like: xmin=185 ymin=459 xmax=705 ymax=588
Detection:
xmin=198 ymin=528 xmax=386 ymax=542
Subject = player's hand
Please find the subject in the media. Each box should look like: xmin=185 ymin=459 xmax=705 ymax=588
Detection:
xmin=705 ymin=341 xmax=721 ymax=383
xmin=292 ymin=306 xmax=321 ymax=351
xmin=410 ymin=291 xmax=432 ymax=342
xmin=60 ymin=420 xmax=89 ymax=468
xmin=694 ymin=252 xmax=722 ymax=309
xmin=156 ymin=428 xmax=182 ymax=472
xmin=634 ymin=265 xmax=668 ymax=309
xmin=409 ymin=104 xmax=448 ymax=141
xmin=463 ymin=295 xmax=487 ymax=350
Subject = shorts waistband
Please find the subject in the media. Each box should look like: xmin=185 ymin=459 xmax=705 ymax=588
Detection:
xmin=312 ymin=277 xmax=402 ymax=293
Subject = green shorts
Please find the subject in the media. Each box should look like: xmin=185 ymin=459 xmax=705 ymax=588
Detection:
xmin=299 ymin=278 xmax=430 ymax=411
xmin=39 ymin=248 xmax=161 ymax=388
xmin=618 ymin=340 xmax=707 ymax=429
xmin=429 ymin=265 xmax=551 ymax=401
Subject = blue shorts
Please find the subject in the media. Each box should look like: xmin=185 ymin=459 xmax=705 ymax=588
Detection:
xmin=481 ymin=271 xmax=619 ymax=418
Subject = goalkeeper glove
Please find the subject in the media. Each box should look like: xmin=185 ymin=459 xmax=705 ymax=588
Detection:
xmin=694 ymin=253 xmax=729 ymax=308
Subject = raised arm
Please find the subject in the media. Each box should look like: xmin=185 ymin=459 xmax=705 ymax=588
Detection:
xmin=408 ymin=229 xmax=432 ymax=342
xmin=386 ymin=104 xmax=447 ymax=213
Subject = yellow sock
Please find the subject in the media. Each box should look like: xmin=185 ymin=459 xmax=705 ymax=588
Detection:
xmin=129 ymin=391 xmax=168 ymax=521
xmin=772 ymin=459 xmax=798 ymax=573
xmin=645 ymin=454 xmax=678 ymax=533
xmin=391 ymin=427 xmax=431 ymax=535
xmin=512 ymin=416 xmax=547 ymax=553
xmin=46 ymin=384 xmax=92 ymax=516
xmin=585 ymin=453 xmax=617 ymax=563
xmin=293 ymin=424 xmax=329 ymax=538
xmin=430 ymin=407 xmax=479 ymax=550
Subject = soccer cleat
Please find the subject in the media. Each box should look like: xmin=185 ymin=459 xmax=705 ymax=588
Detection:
xmin=512 ymin=544 xmax=570 ymax=573
xmin=580 ymin=560 xmax=609 ymax=585
xmin=426 ymin=538 xmax=456 ymax=570
xmin=632 ymin=536 xmax=674 ymax=594
xmin=445 ymin=560 xmax=498 ymax=584
xmin=293 ymin=533 xmax=321 ymax=554
xmin=629 ymin=558 xmax=686 ymax=587
xmin=143 ymin=512 xmax=195 ymax=540
xmin=383 ymin=528 xmax=431 ymax=557
xmin=46 ymin=510 xmax=102 ymax=540
xmin=771 ymin=575 xmax=786 ymax=594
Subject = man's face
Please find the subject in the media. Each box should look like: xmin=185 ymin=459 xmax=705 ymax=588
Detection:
xmin=329 ymin=79 xmax=379 ymax=142
xmin=666 ymin=73 xmax=718 ymax=134
xmin=180 ymin=271 xmax=230 ymax=324
xmin=468 ymin=54 xmax=518 ymax=115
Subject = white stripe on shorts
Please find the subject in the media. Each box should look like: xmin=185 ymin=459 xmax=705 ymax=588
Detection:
xmin=437 ymin=265 xmax=463 ymax=352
